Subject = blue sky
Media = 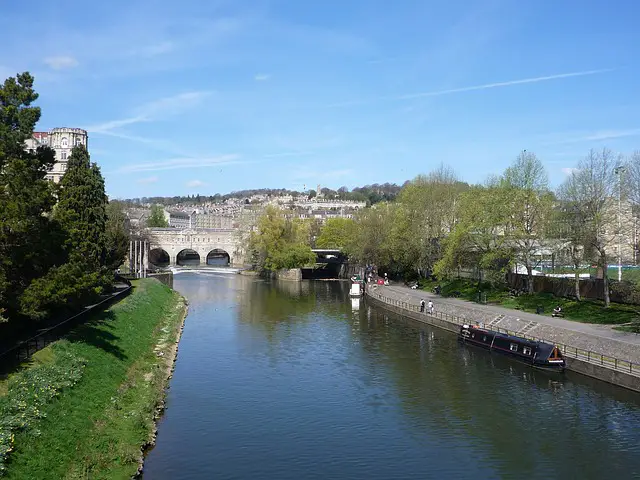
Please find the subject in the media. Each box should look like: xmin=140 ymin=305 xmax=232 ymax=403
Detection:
xmin=1 ymin=0 xmax=639 ymax=199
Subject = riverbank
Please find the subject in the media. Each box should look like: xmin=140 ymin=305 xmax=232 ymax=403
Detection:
xmin=0 ymin=278 xmax=187 ymax=479
xmin=366 ymin=284 xmax=640 ymax=392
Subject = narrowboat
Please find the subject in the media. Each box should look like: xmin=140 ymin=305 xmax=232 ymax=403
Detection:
xmin=459 ymin=324 xmax=565 ymax=372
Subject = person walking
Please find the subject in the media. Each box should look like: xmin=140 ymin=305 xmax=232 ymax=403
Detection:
xmin=420 ymin=299 xmax=425 ymax=313
xmin=427 ymin=300 xmax=434 ymax=315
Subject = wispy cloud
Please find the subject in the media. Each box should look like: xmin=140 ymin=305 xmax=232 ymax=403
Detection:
xmin=44 ymin=55 xmax=79 ymax=70
xmin=254 ymin=73 xmax=271 ymax=81
xmin=116 ymin=154 xmax=242 ymax=173
xmin=327 ymin=68 xmax=614 ymax=107
xmin=127 ymin=41 xmax=175 ymax=57
xmin=561 ymin=167 xmax=579 ymax=176
xmin=186 ymin=180 xmax=206 ymax=188
xmin=549 ymin=128 xmax=640 ymax=145
xmin=137 ymin=176 xmax=159 ymax=184
xmin=264 ymin=151 xmax=316 ymax=159
xmin=86 ymin=91 xmax=213 ymax=134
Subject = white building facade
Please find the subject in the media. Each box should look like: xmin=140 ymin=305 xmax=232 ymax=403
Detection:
xmin=25 ymin=127 xmax=88 ymax=183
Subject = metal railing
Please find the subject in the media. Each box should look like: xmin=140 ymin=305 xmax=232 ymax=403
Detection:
xmin=0 ymin=277 xmax=132 ymax=365
xmin=367 ymin=288 xmax=640 ymax=377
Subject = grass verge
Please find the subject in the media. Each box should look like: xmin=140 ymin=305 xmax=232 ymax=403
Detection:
xmin=0 ymin=278 xmax=187 ymax=479
xmin=418 ymin=278 xmax=639 ymax=325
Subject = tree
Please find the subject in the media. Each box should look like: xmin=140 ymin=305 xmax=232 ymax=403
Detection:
xmin=316 ymin=218 xmax=356 ymax=249
xmin=559 ymin=149 xmax=621 ymax=307
xmin=21 ymin=145 xmax=111 ymax=318
xmin=0 ymin=72 xmax=61 ymax=323
xmin=146 ymin=204 xmax=168 ymax=227
xmin=435 ymin=184 xmax=513 ymax=284
xmin=391 ymin=166 xmax=466 ymax=278
xmin=501 ymin=151 xmax=554 ymax=293
xmin=344 ymin=204 xmax=394 ymax=269
xmin=105 ymin=200 xmax=130 ymax=271
xmin=247 ymin=206 xmax=316 ymax=271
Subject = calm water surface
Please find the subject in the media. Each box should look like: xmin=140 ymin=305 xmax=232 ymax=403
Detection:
xmin=143 ymin=273 xmax=640 ymax=479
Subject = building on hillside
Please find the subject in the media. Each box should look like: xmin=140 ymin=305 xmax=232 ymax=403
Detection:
xmin=194 ymin=214 xmax=234 ymax=229
xmin=163 ymin=209 xmax=194 ymax=229
xmin=25 ymin=127 xmax=88 ymax=183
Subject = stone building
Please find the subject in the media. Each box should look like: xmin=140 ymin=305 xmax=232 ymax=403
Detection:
xmin=194 ymin=214 xmax=234 ymax=229
xmin=163 ymin=209 xmax=194 ymax=229
xmin=25 ymin=127 xmax=88 ymax=183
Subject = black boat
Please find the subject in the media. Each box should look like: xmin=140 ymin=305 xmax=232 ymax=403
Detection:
xmin=459 ymin=323 xmax=565 ymax=372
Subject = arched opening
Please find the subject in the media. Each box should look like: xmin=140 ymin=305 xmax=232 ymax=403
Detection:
xmin=206 ymin=248 xmax=230 ymax=266
xmin=177 ymin=248 xmax=201 ymax=266
xmin=148 ymin=248 xmax=170 ymax=268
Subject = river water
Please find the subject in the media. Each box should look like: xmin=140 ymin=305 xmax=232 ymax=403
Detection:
xmin=143 ymin=273 xmax=640 ymax=479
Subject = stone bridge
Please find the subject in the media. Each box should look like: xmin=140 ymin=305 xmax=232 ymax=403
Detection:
xmin=147 ymin=228 xmax=245 ymax=267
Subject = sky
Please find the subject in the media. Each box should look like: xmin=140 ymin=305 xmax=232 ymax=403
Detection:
xmin=1 ymin=0 xmax=639 ymax=199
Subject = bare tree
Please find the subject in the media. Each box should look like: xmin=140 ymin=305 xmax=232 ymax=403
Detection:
xmin=502 ymin=151 xmax=553 ymax=293
xmin=559 ymin=148 xmax=622 ymax=307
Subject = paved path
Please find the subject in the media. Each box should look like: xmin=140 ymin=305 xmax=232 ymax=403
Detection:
xmin=370 ymin=283 xmax=640 ymax=365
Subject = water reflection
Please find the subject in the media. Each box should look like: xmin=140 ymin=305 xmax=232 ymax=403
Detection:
xmin=144 ymin=274 xmax=640 ymax=480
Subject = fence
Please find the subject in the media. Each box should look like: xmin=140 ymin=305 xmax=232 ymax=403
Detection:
xmin=0 ymin=277 xmax=132 ymax=365
xmin=367 ymin=288 xmax=640 ymax=378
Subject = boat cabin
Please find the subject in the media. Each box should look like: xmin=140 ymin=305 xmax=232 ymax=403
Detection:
xmin=459 ymin=324 xmax=565 ymax=371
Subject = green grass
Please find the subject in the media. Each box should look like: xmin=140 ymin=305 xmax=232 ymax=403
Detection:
xmin=419 ymin=278 xmax=640 ymax=325
xmin=1 ymin=278 xmax=187 ymax=479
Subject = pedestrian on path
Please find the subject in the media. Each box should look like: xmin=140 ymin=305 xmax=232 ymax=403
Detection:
xmin=420 ymin=299 xmax=425 ymax=313
xmin=427 ymin=300 xmax=434 ymax=315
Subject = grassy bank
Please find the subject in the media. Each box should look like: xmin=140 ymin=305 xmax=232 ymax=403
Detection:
xmin=419 ymin=278 xmax=639 ymax=326
xmin=0 ymin=278 xmax=187 ymax=479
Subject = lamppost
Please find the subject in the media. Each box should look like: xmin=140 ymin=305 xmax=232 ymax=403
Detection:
xmin=614 ymin=165 xmax=626 ymax=281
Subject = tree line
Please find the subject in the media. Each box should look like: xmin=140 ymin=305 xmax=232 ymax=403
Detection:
xmin=309 ymin=150 xmax=640 ymax=308
xmin=122 ymin=183 xmax=403 ymax=207
xmin=0 ymin=73 xmax=129 ymax=331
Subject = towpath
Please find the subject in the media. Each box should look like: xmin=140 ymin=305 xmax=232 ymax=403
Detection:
xmin=371 ymin=283 xmax=640 ymax=365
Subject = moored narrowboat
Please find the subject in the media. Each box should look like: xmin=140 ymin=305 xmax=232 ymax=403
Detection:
xmin=459 ymin=324 xmax=565 ymax=371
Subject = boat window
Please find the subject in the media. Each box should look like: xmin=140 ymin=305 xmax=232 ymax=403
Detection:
xmin=523 ymin=346 xmax=531 ymax=355
xmin=509 ymin=343 xmax=518 ymax=352
xmin=483 ymin=336 xmax=487 ymax=342
xmin=471 ymin=333 xmax=475 ymax=338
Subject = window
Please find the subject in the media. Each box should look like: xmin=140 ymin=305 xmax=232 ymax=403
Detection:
xmin=523 ymin=347 xmax=532 ymax=355
xmin=61 ymin=137 xmax=68 ymax=147
xmin=60 ymin=163 xmax=66 ymax=172
xmin=61 ymin=152 xmax=67 ymax=160
xmin=509 ymin=343 xmax=518 ymax=352
xmin=483 ymin=335 xmax=487 ymax=342
xmin=75 ymin=137 xmax=82 ymax=146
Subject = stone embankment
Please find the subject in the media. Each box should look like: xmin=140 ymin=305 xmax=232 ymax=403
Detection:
xmin=366 ymin=284 xmax=640 ymax=392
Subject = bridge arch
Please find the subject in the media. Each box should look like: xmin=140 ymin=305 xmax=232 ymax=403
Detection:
xmin=176 ymin=248 xmax=201 ymax=266
xmin=149 ymin=248 xmax=170 ymax=268
xmin=206 ymin=248 xmax=230 ymax=266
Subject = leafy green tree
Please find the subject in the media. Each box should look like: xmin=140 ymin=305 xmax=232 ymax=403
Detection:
xmin=105 ymin=200 xmax=130 ymax=271
xmin=21 ymin=146 xmax=111 ymax=318
xmin=391 ymin=166 xmax=467 ymax=278
xmin=435 ymin=184 xmax=513 ymax=284
xmin=344 ymin=204 xmax=394 ymax=269
xmin=247 ymin=206 xmax=315 ymax=271
xmin=0 ymin=72 xmax=61 ymax=323
xmin=316 ymin=218 xmax=356 ymax=249
xmin=146 ymin=204 xmax=169 ymax=227
xmin=501 ymin=151 xmax=554 ymax=293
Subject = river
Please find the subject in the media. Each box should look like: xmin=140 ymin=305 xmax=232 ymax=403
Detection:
xmin=143 ymin=273 xmax=640 ymax=479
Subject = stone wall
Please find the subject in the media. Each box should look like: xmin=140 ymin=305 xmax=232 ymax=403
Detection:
xmin=275 ymin=268 xmax=302 ymax=282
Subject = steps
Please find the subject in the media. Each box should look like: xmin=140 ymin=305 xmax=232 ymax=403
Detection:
xmin=487 ymin=314 xmax=505 ymax=327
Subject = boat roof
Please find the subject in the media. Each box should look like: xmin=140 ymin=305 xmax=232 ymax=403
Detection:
xmin=466 ymin=324 xmax=551 ymax=349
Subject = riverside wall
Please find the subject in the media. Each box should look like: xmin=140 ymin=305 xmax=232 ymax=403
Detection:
xmin=365 ymin=286 xmax=640 ymax=393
